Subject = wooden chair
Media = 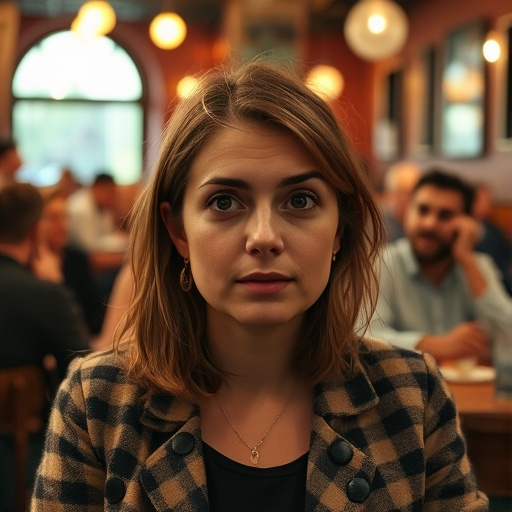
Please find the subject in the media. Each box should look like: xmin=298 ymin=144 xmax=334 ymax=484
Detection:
xmin=0 ymin=365 xmax=48 ymax=512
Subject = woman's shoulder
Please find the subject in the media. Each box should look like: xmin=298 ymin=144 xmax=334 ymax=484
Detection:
xmin=70 ymin=348 xmax=126 ymax=376
xmin=58 ymin=349 xmax=197 ymax=433
xmin=357 ymin=337 xmax=440 ymax=382
xmin=63 ymin=349 xmax=145 ymax=402
xmin=359 ymin=336 xmax=423 ymax=358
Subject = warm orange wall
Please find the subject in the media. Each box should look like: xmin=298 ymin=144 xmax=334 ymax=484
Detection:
xmin=404 ymin=0 xmax=511 ymax=45
xmin=373 ymin=0 xmax=512 ymax=201
xmin=16 ymin=14 xmax=377 ymax=170
xmin=14 ymin=1 xmax=512 ymax=199
xmin=306 ymin=34 xmax=376 ymax=168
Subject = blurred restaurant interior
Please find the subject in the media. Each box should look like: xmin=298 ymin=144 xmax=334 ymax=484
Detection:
xmin=1 ymin=1 xmax=512 ymax=511
xmin=1 ymin=0 xmax=511 ymax=202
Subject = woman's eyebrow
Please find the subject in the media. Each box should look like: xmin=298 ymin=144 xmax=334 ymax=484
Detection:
xmin=279 ymin=171 xmax=325 ymax=187
xmin=200 ymin=177 xmax=249 ymax=189
xmin=200 ymin=171 xmax=324 ymax=190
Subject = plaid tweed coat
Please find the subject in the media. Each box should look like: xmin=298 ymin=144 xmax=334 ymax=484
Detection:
xmin=31 ymin=338 xmax=488 ymax=511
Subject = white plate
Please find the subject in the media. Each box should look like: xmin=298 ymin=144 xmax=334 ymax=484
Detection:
xmin=440 ymin=366 xmax=496 ymax=383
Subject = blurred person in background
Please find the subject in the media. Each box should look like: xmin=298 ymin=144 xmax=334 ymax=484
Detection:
xmin=0 ymin=183 xmax=90 ymax=377
xmin=55 ymin=167 xmax=82 ymax=198
xmin=380 ymin=162 xmax=420 ymax=242
xmin=472 ymin=182 xmax=512 ymax=295
xmin=0 ymin=137 xmax=23 ymax=186
xmin=67 ymin=172 xmax=128 ymax=302
xmin=368 ymin=169 xmax=512 ymax=363
xmin=38 ymin=190 xmax=106 ymax=334
xmin=0 ymin=182 xmax=90 ymax=512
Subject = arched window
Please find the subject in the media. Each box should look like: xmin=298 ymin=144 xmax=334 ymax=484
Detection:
xmin=12 ymin=30 xmax=143 ymax=185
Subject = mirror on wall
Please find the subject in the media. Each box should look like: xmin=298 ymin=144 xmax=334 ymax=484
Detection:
xmin=440 ymin=21 xmax=487 ymax=158
xmin=374 ymin=68 xmax=403 ymax=161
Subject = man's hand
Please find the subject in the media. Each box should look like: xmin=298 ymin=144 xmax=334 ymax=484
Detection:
xmin=449 ymin=215 xmax=480 ymax=263
xmin=417 ymin=321 xmax=491 ymax=362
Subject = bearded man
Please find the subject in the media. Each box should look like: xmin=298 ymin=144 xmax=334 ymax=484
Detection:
xmin=367 ymin=170 xmax=512 ymax=362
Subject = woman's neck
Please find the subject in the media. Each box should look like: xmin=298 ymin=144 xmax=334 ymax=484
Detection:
xmin=207 ymin=311 xmax=303 ymax=392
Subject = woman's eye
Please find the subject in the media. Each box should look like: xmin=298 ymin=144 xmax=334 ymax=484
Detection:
xmin=287 ymin=192 xmax=318 ymax=210
xmin=207 ymin=194 xmax=241 ymax=211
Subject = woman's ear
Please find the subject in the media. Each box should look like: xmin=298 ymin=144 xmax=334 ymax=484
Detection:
xmin=333 ymin=223 xmax=344 ymax=255
xmin=159 ymin=202 xmax=189 ymax=259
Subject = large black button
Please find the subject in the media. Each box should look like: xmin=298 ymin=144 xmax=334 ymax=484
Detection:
xmin=346 ymin=477 xmax=370 ymax=502
xmin=171 ymin=432 xmax=195 ymax=455
xmin=328 ymin=440 xmax=353 ymax=465
xmin=105 ymin=476 xmax=126 ymax=504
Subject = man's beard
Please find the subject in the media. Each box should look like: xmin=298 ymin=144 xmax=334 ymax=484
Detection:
xmin=411 ymin=232 xmax=453 ymax=265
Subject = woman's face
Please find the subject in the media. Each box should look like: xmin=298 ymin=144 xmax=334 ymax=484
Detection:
xmin=162 ymin=122 xmax=340 ymax=331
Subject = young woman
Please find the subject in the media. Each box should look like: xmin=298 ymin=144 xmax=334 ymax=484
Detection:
xmin=32 ymin=61 xmax=487 ymax=511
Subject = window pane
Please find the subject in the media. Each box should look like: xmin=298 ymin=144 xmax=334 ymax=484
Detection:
xmin=13 ymin=100 xmax=143 ymax=185
xmin=12 ymin=31 xmax=143 ymax=101
xmin=441 ymin=23 xmax=485 ymax=158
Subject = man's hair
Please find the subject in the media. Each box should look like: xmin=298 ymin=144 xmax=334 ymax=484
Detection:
xmin=413 ymin=169 xmax=475 ymax=214
xmin=0 ymin=183 xmax=43 ymax=243
xmin=93 ymin=173 xmax=115 ymax=186
xmin=120 ymin=59 xmax=386 ymax=401
xmin=0 ymin=138 xmax=16 ymax=160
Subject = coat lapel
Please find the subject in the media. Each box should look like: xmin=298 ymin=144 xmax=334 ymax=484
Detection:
xmin=305 ymin=367 xmax=379 ymax=511
xmin=136 ymin=360 xmax=381 ymax=512
xmin=139 ymin=394 xmax=209 ymax=511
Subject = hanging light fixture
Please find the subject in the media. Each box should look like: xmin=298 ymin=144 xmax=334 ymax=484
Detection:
xmin=149 ymin=11 xmax=187 ymax=50
xmin=305 ymin=65 xmax=344 ymax=101
xmin=483 ymin=31 xmax=501 ymax=63
xmin=71 ymin=1 xmax=116 ymax=39
xmin=344 ymin=0 xmax=408 ymax=61
xmin=177 ymin=75 xmax=199 ymax=99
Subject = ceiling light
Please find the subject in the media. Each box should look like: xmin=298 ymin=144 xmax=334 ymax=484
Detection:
xmin=149 ymin=12 xmax=187 ymax=50
xmin=176 ymin=76 xmax=199 ymax=99
xmin=71 ymin=1 xmax=116 ymax=39
xmin=344 ymin=0 xmax=408 ymax=61
xmin=483 ymin=32 xmax=501 ymax=63
xmin=367 ymin=14 xmax=387 ymax=34
xmin=306 ymin=65 xmax=344 ymax=101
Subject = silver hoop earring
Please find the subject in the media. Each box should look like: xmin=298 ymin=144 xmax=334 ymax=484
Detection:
xmin=180 ymin=258 xmax=193 ymax=292
xmin=332 ymin=252 xmax=337 ymax=262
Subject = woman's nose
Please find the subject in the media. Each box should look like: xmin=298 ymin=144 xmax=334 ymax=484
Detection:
xmin=245 ymin=207 xmax=284 ymax=255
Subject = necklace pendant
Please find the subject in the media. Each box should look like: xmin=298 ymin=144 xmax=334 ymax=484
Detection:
xmin=250 ymin=449 xmax=259 ymax=465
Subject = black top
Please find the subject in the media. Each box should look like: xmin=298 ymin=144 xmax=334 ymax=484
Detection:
xmin=203 ymin=442 xmax=308 ymax=512
xmin=0 ymin=253 xmax=90 ymax=379
xmin=63 ymin=246 xmax=105 ymax=333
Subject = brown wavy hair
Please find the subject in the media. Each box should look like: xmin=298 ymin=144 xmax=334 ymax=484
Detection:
xmin=118 ymin=60 xmax=385 ymax=401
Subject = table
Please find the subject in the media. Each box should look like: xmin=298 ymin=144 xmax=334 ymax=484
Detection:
xmin=447 ymin=379 xmax=512 ymax=415
xmin=446 ymin=378 xmax=512 ymax=498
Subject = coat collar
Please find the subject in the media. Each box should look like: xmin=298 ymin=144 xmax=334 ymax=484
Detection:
xmin=140 ymin=391 xmax=199 ymax=433
xmin=139 ymin=351 xmax=380 ymax=434
xmin=137 ymin=357 xmax=380 ymax=511
xmin=313 ymin=364 xmax=379 ymax=418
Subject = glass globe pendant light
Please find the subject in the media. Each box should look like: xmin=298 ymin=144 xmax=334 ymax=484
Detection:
xmin=149 ymin=11 xmax=187 ymax=50
xmin=344 ymin=0 xmax=409 ymax=61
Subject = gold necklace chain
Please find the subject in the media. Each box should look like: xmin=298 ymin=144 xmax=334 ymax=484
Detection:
xmin=216 ymin=392 xmax=294 ymax=465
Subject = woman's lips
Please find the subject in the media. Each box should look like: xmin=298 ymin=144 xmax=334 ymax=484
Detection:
xmin=236 ymin=273 xmax=293 ymax=294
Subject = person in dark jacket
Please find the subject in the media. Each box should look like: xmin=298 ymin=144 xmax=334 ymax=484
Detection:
xmin=0 ymin=182 xmax=90 ymax=512
xmin=0 ymin=183 xmax=90 ymax=377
